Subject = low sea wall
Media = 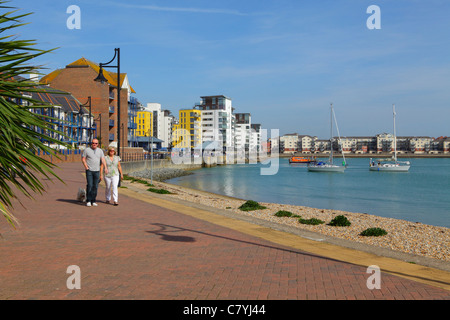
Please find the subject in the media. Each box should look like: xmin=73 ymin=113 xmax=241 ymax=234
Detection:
xmin=122 ymin=159 xmax=202 ymax=182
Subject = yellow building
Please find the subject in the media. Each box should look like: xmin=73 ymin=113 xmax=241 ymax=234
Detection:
xmin=136 ymin=111 xmax=153 ymax=137
xmin=172 ymin=109 xmax=201 ymax=150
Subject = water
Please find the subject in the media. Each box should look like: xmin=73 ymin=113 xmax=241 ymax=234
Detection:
xmin=167 ymin=157 xmax=450 ymax=228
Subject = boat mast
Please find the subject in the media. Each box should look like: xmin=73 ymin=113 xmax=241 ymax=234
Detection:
xmin=393 ymin=104 xmax=397 ymax=162
xmin=330 ymin=103 xmax=333 ymax=164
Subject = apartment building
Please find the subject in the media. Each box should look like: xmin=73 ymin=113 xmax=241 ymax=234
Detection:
xmin=406 ymin=136 xmax=434 ymax=153
xmin=250 ymin=124 xmax=262 ymax=152
xmin=195 ymin=95 xmax=234 ymax=152
xmin=40 ymin=57 xmax=136 ymax=150
xmin=279 ymin=132 xmax=447 ymax=154
xmin=161 ymin=110 xmax=175 ymax=150
xmin=435 ymin=136 xmax=450 ymax=153
xmin=136 ymin=111 xmax=153 ymax=137
xmin=280 ymin=133 xmax=299 ymax=153
xmin=143 ymin=103 xmax=175 ymax=149
xmin=172 ymin=109 xmax=202 ymax=150
xmin=128 ymin=96 xmax=141 ymax=147
xmin=23 ymin=83 xmax=95 ymax=147
xmin=297 ymin=135 xmax=316 ymax=153
xmin=234 ymin=113 xmax=251 ymax=151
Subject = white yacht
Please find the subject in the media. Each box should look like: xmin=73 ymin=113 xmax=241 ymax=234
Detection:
xmin=308 ymin=103 xmax=347 ymax=173
xmin=369 ymin=104 xmax=410 ymax=172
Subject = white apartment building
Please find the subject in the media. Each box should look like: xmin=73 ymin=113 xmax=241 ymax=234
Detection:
xmin=298 ymin=135 xmax=317 ymax=153
xmin=195 ymin=95 xmax=234 ymax=152
xmin=280 ymin=133 xmax=299 ymax=153
xmin=161 ymin=110 xmax=174 ymax=149
xmin=407 ymin=136 xmax=434 ymax=153
xmin=234 ymin=113 xmax=251 ymax=151
xmin=145 ymin=103 xmax=174 ymax=149
xmin=145 ymin=103 xmax=163 ymax=139
xmin=250 ymin=124 xmax=262 ymax=152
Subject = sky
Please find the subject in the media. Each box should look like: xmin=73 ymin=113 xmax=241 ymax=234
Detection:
xmin=12 ymin=0 xmax=450 ymax=139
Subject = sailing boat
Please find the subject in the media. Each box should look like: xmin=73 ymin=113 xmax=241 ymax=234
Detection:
xmin=369 ymin=104 xmax=410 ymax=172
xmin=308 ymin=103 xmax=346 ymax=172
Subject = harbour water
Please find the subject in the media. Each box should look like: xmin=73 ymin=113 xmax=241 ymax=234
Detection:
xmin=167 ymin=157 xmax=450 ymax=228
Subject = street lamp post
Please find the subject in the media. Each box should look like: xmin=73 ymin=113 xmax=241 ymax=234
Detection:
xmin=80 ymin=96 xmax=92 ymax=143
xmin=94 ymin=48 xmax=121 ymax=156
xmin=95 ymin=113 xmax=102 ymax=146
xmin=147 ymin=129 xmax=154 ymax=185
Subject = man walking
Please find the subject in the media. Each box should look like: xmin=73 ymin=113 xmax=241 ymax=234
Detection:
xmin=81 ymin=139 xmax=107 ymax=207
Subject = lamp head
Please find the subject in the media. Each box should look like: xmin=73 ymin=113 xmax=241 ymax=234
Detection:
xmin=94 ymin=66 xmax=108 ymax=84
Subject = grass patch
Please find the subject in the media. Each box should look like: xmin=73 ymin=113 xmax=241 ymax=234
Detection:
xmin=298 ymin=217 xmax=325 ymax=225
xmin=274 ymin=210 xmax=293 ymax=217
xmin=238 ymin=200 xmax=267 ymax=211
xmin=124 ymin=175 xmax=154 ymax=187
xmin=328 ymin=215 xmax=351 ymax=227
xmin=147 ymin=187 xmax=172 ymax=194
xmin=360 ymin=227 xmax=388 ymax=237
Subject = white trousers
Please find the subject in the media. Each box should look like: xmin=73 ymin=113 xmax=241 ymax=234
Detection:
xmin=104 ymin=175 xmax=120 ymax=203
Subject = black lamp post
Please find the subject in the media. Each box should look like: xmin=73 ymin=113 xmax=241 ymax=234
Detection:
xmin=80 ymin=96 xmax=92 ymax=143
xmin=94 ymin=48 xmax=121 ymax=156
xmin=96 ymin=113 xmax=102 ymax=146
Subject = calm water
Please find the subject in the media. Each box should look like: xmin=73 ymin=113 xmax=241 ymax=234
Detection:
xmin=167 ymin=157 xmax=450 ymax=228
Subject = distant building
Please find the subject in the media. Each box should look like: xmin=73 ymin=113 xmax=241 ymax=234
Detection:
xmin=297 ymin=135 xmax=316 ymax=153
xmin=280 ymin=133 xmax=299 ymax=153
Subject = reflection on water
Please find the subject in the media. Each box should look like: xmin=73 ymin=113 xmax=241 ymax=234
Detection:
xmin=167 ymin=158 xmax=450 ymax=228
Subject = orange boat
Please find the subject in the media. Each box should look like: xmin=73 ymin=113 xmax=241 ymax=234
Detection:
xmin=289 ymin=156 xmax=316 ymax=164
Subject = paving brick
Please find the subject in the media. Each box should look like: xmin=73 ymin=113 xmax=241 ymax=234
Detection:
xmin=0 ymin=162 xmax=449 ymax=300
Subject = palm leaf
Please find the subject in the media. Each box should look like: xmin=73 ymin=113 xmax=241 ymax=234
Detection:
xmin=0 ymin=1 xmax=68 ymax=229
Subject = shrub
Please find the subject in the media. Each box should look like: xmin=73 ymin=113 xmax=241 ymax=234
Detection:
xmin=238 ymin=200 xmax=267 ymax=211
xmin=274 ymin=210 xmax=293 ymax=217
xmin=299 ymin=217 xmax=324 ymax=225
xmin=329 ymin=215 xmax=351 ymax=227
xmin=147 ymin=187 xmax=172 ymax=194
xmin=360 ymin=227 xmax=388 ymax=237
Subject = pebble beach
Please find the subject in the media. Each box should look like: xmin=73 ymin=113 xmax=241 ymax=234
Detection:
xmin=123 ymin=174 xmax=450 ymax=263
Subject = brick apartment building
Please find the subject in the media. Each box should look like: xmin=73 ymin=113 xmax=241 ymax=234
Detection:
xmin=40 ymin=57 xmax=136 ymax=151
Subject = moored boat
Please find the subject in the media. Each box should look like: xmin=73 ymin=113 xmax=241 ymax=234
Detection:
xmin=308 ymin=103 xmax=347 ymax=173
xmin=369 ymin=104 xmax=410 ymax=172
xmin=289 ymin=156 xmax=316 ymax=164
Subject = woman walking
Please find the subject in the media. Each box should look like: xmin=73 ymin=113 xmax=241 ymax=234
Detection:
xmin=101 ymin=146 xmax=123 ymax=206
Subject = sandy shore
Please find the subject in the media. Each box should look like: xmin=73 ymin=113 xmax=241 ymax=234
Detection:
xmin=122 ymin=177 xmax=449 ymax=263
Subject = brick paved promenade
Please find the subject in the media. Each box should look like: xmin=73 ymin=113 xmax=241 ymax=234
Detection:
xmin=0 ymin=162 xmax=449 ymax=300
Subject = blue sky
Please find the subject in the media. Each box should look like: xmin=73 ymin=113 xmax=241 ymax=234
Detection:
xmin=13 ymin=0 xmax=450 ymax=138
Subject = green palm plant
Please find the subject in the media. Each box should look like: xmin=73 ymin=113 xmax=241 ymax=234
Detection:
xmin=0 ymin=1 xmax=67 ymax=229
